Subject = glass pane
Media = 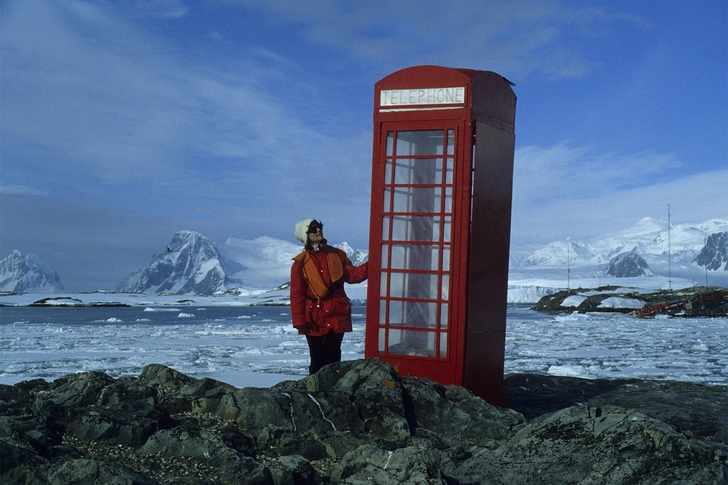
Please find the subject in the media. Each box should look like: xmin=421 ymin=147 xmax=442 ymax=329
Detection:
xmin=389 ymin=272 xmax=404 ymax=299
xmin=393 ymin=187 xmax=441 ymax=213
xmin=434 ymin=157 xmax=445 ymax=185
xmin=394 ymin=159 xmax=409 ymax=184
xmin=388 ymin=329 xmax=437 ymax=357
xmin=378 ymin=328 xmax=386 ymax=352
xmin=385 ymin=159 xmax=393 ymax=184
xmin=441 ymin=303 xmax=448 ymax=329
xmin=388 ymin=299 xmax=404 ymax=324
xmin=446 ymin=130 xmax=455 ymax=155
xmin=390 ymin=244 xmax=439 ymax=271
xmin=386 ymin=132 xmax=394 ymax=156
xmin=379 ymin=301 xmax=387 ymax=324
xmin=442 ymin=246 xmax=451 ymax=269
xmin=441 ymin=274 xmax=449 ymax=300
xmin=445 ymin=158 xmax=453 ymax=184
xmin=383 ymin=188 xmax=391 ymax=212
xmin=380 ymin=271 xmax=388 ymax=296
xmin=415 ymin=273 xmax=439 ymax=300
xmin=439 ymin=333 xmax=448 ymax=358
xmin=387 ymin=272 xmax=439 ymax=300
xmin=381 ymin=245 xmax=389 ymax=270
xmin=392 ymin=215 xmax=446 ymax=242
xmin=393 ymin=158 xmax=411 ymax=185
xmin=404 ymin=301 xmax=438 ymax=328
xmin=395 ymin=130 xmax=445 ymax=156
xmin=443 ymin=187 xmax=452 ymax=213
xmin=388 ymin=217 xmax=451 ymax=243
xmin=386 ymin=300 xmax=440 ymax=329
xmin=394 ymin=158 xmax=438 ymax=185
xmin=382 ymin=216 xmax=390 ymax=240
xmin=390 ymin=245 xmax=405 ymax=269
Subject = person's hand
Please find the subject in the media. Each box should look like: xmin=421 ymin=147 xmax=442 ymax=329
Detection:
xmin=294 ymin=324 xmax=309 ymax=335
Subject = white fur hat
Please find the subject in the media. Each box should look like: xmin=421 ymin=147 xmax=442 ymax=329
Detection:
xmin=294 ymin=219 xmax=314 ymax=244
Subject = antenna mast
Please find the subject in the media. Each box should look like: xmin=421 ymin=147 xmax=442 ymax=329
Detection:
xmin=598 ymin=256 xmax=601 ymax=288
xmin=566 ymin=238 xmax=571 ymax=292
xmin=667 ymin=204 xmax=672 ymax=290
xmin=704 ymin=237 xmax=708 ymax=287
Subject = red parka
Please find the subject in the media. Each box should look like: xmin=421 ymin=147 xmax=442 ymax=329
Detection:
xmin=290 ymin=241 xmax=368 ymax=336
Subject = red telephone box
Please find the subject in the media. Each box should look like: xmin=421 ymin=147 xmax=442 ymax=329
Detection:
xmin=365 ymin=66 xmax=516 ymax=406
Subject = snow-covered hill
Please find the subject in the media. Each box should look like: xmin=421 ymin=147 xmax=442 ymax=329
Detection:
xmin=217 ymin=236 xmax=301 ymax=290
xmin=0 ymin=250 xmax=64 ymax=293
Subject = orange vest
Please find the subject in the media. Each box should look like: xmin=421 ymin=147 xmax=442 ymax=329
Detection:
xmin=293 ymin=250 xmax=344 ymax=299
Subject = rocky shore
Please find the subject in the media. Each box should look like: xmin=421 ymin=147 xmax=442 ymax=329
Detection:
xmin=2 ymin=359 xmax=726 ymax=484
xmin=533 ymin=286 xmax=728 ymax=317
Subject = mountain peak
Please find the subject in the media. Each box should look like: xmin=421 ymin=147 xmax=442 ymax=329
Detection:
xmin=117 ymin=231 xmax=225 ymax=295
xmin=606 ymin=248 xmax=654 ymax=278
xmin=693 ymin=231 xmax=728 ymax=271
xmin=0 ymin=250 xmax=65 ymax=293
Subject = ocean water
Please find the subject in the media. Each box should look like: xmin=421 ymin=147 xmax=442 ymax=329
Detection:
xmin=1 ymin=305 xmax=726 ymax=388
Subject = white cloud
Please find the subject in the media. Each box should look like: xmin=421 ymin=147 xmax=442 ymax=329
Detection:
xmin=1 ymin=1 xmax=368 ymax=191
xmin=233 ymin=0 xmax=647 ymax=79
xmin=131 ymin=0 xmax=189 ymax=19
xmin=511 ymin=142 xmax=727 ymax=246
xmin=0 ymin=185 xmax=48 ymax=196
xmin=514 ymin=142 xmax=681 ymax=204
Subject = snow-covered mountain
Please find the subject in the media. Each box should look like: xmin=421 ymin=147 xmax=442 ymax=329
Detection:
xmin=0 ymin=250 xmax=64 ymax=293
xmin=694 ymin=232 xmax=728 ymax=271
xmin=117 ymin=231 xmax=226 ymax=295
xmin=117 ymin=230 xmax=369 ymax=295
xmin=605 ymin=248 xmax=654 ymax=278
xmin=506 ymin=217 xmax=728 ymax=303
xmin=519 ymin=217 xmax=728 ymax=272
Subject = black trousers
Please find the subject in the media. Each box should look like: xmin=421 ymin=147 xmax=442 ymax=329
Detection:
xmin=305 ymin=330 xmax=344 ymax=374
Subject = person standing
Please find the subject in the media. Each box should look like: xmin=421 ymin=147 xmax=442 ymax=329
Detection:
xmin=290 ymin=219 xmax=368 ymax=374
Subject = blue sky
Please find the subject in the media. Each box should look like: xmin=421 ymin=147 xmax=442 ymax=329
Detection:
xmin=1 ymin=0 xmax=726 ymax=291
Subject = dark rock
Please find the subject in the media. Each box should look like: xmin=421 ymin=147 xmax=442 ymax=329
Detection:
xmin=330 ymin=442 xmax=446 ymax=484
xmin=285 ymin=357 xmax=413 ymax=443
xmin=43 ymin=370 xmax=115 ymax=410
xmin=218 ymin=455 xmax=272 ymax=485
xmin=70 ymin=400 xmax=173 ymax=446
xmin=451 ymin=405 xmax=726 ymax=485
xmin=506 ymin=373 xmax=728 ymax=444
xmin=1 ymin=360 xmax=726 ymax=484
xmin=606 ymin=248 xmax=654 ymax=277
xmin=139 ymin=425 xmax=248 ymax=469
xmin=268 ymin=454 xmax=320 ymax=485
xmin=533 ymin=286 xmax=728 ymax=316
xmin=402 ymin=375 xmax=523 ymax=444
xmin=47 ymin=458 xmax=158 ymax=485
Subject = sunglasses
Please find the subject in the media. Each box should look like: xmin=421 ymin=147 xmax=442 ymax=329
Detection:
xmin=307 ymin=220 xmax=323 ymax=233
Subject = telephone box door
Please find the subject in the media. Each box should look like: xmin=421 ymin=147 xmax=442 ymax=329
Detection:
xmin=365 ymin=120 xmax=471 ymax=385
